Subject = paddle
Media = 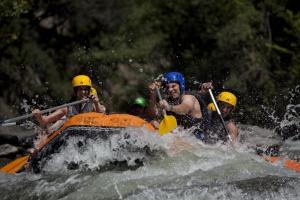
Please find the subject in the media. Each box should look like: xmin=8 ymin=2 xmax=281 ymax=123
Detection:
xmin=208 ymin=89 xmax=233 ymax=142
xmin=0 ymin=155 xmax=30 ymax=174
xmin=156 ymin=88 xmax=177 ymax=135
xmin=0 ymin=98 xmax=90 ymax=127
xmin=0 ymin=98 xmax=92 ymax=173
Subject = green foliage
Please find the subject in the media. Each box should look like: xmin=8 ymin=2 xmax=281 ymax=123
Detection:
xmin=0 ymin=0 xmax=30 ymax=18
xmin=0 ymin=0 xmax=299 ymax=127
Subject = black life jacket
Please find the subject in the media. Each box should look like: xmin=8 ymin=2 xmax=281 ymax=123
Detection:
xmin=205 ymin=112 xmax=232 ymax=143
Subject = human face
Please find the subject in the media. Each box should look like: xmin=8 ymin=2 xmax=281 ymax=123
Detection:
xmin=75 ymin=86 xmax=90 ymax=99
xmin=219 ymin=102 xmax=234 ymax=117
xmin=165 ymin=82 xmax=180 ymax=98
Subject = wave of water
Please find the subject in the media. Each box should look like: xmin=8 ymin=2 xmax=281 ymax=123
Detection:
xmin=0 ymin=124 xmax=300 ymax=200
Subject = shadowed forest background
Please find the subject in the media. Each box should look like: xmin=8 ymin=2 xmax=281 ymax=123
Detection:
xmin=0 ymin=0 xmax=299 ymax=129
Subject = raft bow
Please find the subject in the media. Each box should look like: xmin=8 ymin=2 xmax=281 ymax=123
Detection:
xmin=0 ymin=112 xmax=155 ymax=174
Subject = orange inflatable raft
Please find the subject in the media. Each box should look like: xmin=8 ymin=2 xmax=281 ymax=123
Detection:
xmin=0 ymin=112 xmax=155 ymax=173
xmin=264 ymin=156 xmax=300 ymax=172
xmin=1 ymin=112 xmax=300 ymax=173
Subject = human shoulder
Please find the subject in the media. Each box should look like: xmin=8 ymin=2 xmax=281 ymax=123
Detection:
xmin=182 ymin=94 xmax=199 ymax=102
xmin=182 ymin=94 xmax=196 ymax=99
xmin=181 ymin=94 xmax=198 ymax=106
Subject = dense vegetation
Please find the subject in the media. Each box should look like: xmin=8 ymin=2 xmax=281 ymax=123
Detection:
xmin=1 ymin=0 xmax=299 ymax=128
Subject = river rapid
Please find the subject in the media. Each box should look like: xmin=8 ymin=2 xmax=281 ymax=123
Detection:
xmin=0 ymin=123 xmax=299 ymax=200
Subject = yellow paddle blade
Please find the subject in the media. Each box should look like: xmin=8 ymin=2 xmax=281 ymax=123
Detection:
xmin=0 ymin=155 xmax=29 ymax=174
xmin=159 ymin=115 xmax=177 ymax=135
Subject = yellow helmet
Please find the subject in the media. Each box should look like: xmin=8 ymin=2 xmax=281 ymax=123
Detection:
xmin=217 ymin=91 xmax=237 ymax=107
xmin=72 ymin=75 xmax=92 ymax=88
xmin=90 ymin=87 xmax=97 ymax=95
xmin=207 ymin=102 xmax=216 ymax=112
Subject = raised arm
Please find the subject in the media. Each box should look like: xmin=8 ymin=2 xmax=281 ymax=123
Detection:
xmin=90 ymin=93 xmax=106 ymax=113
xmin=146 ymin=82 xmax=161 ymax=118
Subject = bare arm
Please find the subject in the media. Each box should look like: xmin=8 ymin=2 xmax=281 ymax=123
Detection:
xmin=32 ymin=107 xmax=68 ymax=127
xmin=162 ymin=95 xmax=195 ymax=115
xmin=93 ymin=102 xmax=106 ymax=113
xmin=226 ymin=121 xmax=238 ymax=143
xmin=145 ymin=82 xmax=161 ymax=118
xmin=90 ymin=93 xmax=106 ymax=113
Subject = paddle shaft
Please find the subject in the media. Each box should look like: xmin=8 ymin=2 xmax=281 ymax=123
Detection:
xmin=208 ymin=89 xmax=233 ymax=142
xmin=156 ymin=88 xmax=167 ymax=116
xmin=1 ymin=98 xmax=90 ymax=125
xmin=0 ymin=155 xmax=30 ymax=174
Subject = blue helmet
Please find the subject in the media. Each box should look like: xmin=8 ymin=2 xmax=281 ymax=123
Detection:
xmin=163 ymin=72 xmax=185 ymax=93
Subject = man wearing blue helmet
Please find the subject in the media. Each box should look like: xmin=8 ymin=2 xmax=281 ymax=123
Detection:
xmin=148 ymin=72 xmax=207 ymax=136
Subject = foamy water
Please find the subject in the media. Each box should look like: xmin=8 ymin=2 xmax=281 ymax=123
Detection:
xmin=0 ymin=125 xmax=299 ymax=200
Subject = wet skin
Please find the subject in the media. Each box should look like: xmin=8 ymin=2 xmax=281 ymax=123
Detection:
xmin=75 ymin=86 xmax=90 ymax=99
xmin=219 ymin=102 xmax=234 ymax=118
xmin=166 ymin=82 xmax=181 ymax=99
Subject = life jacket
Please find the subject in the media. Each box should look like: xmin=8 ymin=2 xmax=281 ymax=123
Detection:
xmin=68 ymin=101 xmax=94 ymax=117
xmin=205 ymin=112 xmax=233 ymax=143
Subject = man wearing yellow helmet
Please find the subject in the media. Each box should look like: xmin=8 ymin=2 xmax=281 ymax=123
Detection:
xmin=32 ymin=75 xmax=106 ymax=130
xmin=207 ymin=91 xmax=238 ymax=143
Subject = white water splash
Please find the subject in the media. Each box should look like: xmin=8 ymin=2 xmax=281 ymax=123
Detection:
xmin=42 ymin=127 xmax=168 ymax=172
xmin=1 ymin=125 xmax=300 ymax=200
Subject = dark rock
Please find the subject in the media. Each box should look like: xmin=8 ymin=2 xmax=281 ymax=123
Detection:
xmin=0 ymin=134 xmax=19 ymax=146
xmin=0 ymin=144 xmax=19 ymax=157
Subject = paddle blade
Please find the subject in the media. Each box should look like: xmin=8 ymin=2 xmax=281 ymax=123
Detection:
xmin=159 ymin=115 xmax=177 ymax=135
xmin=0 ymin=155 xmax=29 ymax=174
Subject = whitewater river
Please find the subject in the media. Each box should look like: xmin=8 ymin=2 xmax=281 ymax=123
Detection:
xmin=0 ymin=124 xmax=299 ymax=200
